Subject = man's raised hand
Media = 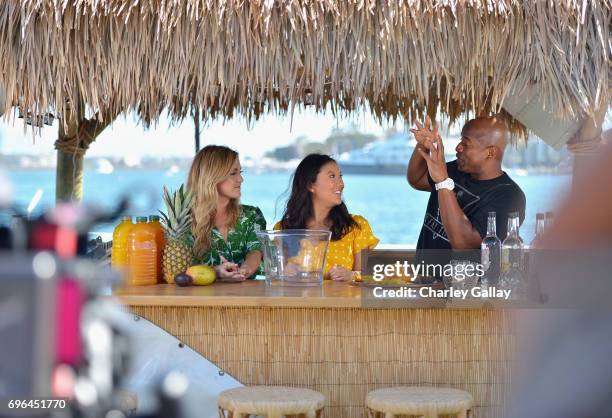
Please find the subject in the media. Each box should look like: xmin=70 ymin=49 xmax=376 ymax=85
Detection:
xmin=416 ymin=136 xmax=449 ymax=183
xmin=409 ymin=115 xmax=441 ymax=151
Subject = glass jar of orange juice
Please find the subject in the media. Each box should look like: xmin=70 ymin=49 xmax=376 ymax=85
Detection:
xmin=111 ymin=216 xmax=133 ymax=271
xmin=148 ymin=215 xmax=166 ymax=283
xmin=126 ymin=216 xmax=158 ymax=286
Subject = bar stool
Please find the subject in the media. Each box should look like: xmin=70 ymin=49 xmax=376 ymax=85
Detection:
xmin=366 ymin=386 xmax=473 ymax=418
xmin=218 ymin=385 xmax=325 ymax=418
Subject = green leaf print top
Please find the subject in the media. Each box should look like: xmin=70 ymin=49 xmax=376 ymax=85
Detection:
xmin=188 ymin=205 xmax=267 ymax=274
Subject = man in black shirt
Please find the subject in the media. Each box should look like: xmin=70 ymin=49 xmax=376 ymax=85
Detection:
xmin=407 ymin=116 xmax=526 ymax=253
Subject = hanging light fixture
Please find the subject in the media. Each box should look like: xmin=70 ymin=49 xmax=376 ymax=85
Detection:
xmin=17 ymin=108 xmax=55 ymax=127
xmin=43 ymin=112 xmax=55 ymax=126
xmin=304 ymin=88 xmax=314 ymax=106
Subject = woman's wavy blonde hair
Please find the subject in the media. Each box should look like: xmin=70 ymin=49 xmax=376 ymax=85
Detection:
xmin=186 ymin=145 xmax=240 ymax=257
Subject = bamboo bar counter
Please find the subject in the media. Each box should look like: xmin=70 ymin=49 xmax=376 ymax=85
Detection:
xmin=114 ymin=281 xmax=514 ymax=418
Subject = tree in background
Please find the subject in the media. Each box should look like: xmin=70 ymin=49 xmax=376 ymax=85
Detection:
xmin=265 ymin=125 xmax=378 ymax=161
xmin=324 ymin=125 xmax=377 ymax=155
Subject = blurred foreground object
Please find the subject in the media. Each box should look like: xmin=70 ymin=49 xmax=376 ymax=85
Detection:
xmin=543 ymin=139 xmax=612 ymax=248
xmin=0 ymin=169 xmax=13 ymax=208
xmin=0 ymin=193 xmax=201 ymax=417
xmin=0 ymin=252 xmax=55 ymax=400
xmin=508 ymin=142 xmax=612 ymax=418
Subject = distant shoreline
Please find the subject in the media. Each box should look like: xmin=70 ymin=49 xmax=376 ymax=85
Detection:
xmin=2 ymin=166 xmax=572 ymax=176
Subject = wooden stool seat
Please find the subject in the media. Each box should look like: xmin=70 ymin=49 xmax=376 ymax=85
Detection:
xmin=366 ymin=386 xmax=473 ymax=418
xmin=218 ymin=385 xmax=325 ymax=418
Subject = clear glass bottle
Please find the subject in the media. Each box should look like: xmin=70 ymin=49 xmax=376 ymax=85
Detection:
xmin=481 ymin=212 xmax=501 ymax=286
xmin=530 ymin=213 xmax=545 ymax=248
xmin=526 ymin=213 xmax=546 ymax=296
xmin=501 ymin=212 xmax=524 ymax=295
xmin=502 ymin=212 xmax=524 ymax=271
xmin=544 ymin=211 xmax=554 ymax=233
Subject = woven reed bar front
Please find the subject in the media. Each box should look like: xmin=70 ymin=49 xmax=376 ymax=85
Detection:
xmin=116 ymin=282 xmax=515 ymax=418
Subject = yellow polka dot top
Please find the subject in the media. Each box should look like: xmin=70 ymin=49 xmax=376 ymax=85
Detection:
xmin=273 ymin=215 xmax=379 ymax=278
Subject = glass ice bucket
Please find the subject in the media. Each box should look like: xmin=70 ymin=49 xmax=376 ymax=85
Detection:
xmin=256 ymin=230 xmax=331 ymax=286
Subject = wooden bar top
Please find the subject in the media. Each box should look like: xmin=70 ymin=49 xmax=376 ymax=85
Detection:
xmin=113 ymin=279 xmax=364 ymax=308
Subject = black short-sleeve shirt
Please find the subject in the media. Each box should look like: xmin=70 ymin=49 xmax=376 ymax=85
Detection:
xmin=416 ymin=160 xmax=526 ymax=250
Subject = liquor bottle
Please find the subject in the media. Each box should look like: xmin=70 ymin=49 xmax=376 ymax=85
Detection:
xmin=544 ymin=211 xmax=554 ymax=233
xmin=500 ymin=212 xmax=524 ymax=294
xmin=530 ymin=213 xmax=545 ymax=248
xmin=502 ymin=212 xmax=524 ymax=271
xmin=481 ymin=212 xmax=501 ymax=286
xmin=527 ymin=213 xmax=546 ymax=298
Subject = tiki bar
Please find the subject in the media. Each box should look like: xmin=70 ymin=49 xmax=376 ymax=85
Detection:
xmin=0 ymin=1 xmax=610 ymax=418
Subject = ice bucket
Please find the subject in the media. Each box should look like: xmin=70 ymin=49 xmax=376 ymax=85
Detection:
xmin=256 ymin=229 xmax=331 ymax=286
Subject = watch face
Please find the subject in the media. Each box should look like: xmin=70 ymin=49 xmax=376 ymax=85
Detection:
xmin=436 ymin=179 xmax=454 ymax=190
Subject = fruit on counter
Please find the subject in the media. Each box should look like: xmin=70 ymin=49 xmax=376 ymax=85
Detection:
xmin=287 ymin=239 xmax=326 ymax=272
xmin=159 ymin=185 xmax=194 ymax=284
xmin=174 ymin=273 xmax=193 ymax=287
xmin=186 ymin=265 xmax=216 ymax=286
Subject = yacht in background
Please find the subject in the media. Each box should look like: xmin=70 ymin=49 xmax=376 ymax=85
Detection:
xmin=338 ymin=132 xmax=459 ymax=175
xmin=96 ymin=158 xmax=115 ymax=175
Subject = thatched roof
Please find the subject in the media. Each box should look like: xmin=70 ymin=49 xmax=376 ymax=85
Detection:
xmin=0 ymin=1 xmax=609 ymax=133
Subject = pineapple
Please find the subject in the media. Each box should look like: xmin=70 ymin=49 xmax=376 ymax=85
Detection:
xmin=159 ymin=185 xmax=194 ymax=283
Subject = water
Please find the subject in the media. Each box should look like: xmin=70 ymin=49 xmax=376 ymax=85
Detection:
xmin=4 ymin=169 xmax=571 ymax=245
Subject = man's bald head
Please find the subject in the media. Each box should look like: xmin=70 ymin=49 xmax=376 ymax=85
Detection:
xmin=461 ymin=116 xmax=510 ymax=158
xmin=455 ymin=115 xmax=510 ymax=178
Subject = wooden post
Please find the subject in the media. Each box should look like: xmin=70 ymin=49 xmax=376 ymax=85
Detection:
xmin=55 ymin=107 xmax=84 ymax=202
xmin=55 ymin=104 xmax=118 ymax=203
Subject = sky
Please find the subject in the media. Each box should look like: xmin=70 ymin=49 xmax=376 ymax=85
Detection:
xmin=0 ymin=108 xmax=404 ymax=159
xmin=2 ymin=106 xmax=609 ymax=160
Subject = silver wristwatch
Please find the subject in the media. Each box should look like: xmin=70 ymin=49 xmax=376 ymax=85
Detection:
xmin=435 ymin=178 xmax=455 ymax=191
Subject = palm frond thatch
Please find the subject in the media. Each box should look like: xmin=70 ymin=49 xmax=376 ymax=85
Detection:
xmin=0 ymin=1 xmax=609 ymax=134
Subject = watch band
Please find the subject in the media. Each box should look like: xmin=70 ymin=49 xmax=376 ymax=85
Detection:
xmin=435 ymin=178 xmax=455 ymax=191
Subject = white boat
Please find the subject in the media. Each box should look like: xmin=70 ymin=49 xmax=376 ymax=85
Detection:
xmin=165 ymin=164 xmax=180 ymax=176
xmin=96 ymin=158 xmax=114 ymax=174
xmin=338 ymin=132 xmax=460 ymax=175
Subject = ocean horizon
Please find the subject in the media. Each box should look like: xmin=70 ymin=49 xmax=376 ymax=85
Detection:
xmin=4 ymin=168 xmax=571 ymax=245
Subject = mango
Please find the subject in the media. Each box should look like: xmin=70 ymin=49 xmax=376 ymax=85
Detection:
xmin=186 ymin=265 xmax=216 ymax=285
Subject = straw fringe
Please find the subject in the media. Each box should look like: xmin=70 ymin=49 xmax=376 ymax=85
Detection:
xmin=0 ymin=1 xmax=609 ymax=134
xmin=130 ymin=306 xmax=516 ymax=418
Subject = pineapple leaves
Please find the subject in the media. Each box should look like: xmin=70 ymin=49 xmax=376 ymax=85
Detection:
xmin=159 ymin=184 xmax=194 ymax=240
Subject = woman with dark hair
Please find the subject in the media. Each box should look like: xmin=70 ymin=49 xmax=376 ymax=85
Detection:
xmin=275 ymin=154 xmax=378 ymax=281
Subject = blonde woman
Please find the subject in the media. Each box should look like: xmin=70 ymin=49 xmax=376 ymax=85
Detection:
xmin=186 ymin=145 xmax=266 ymax=281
